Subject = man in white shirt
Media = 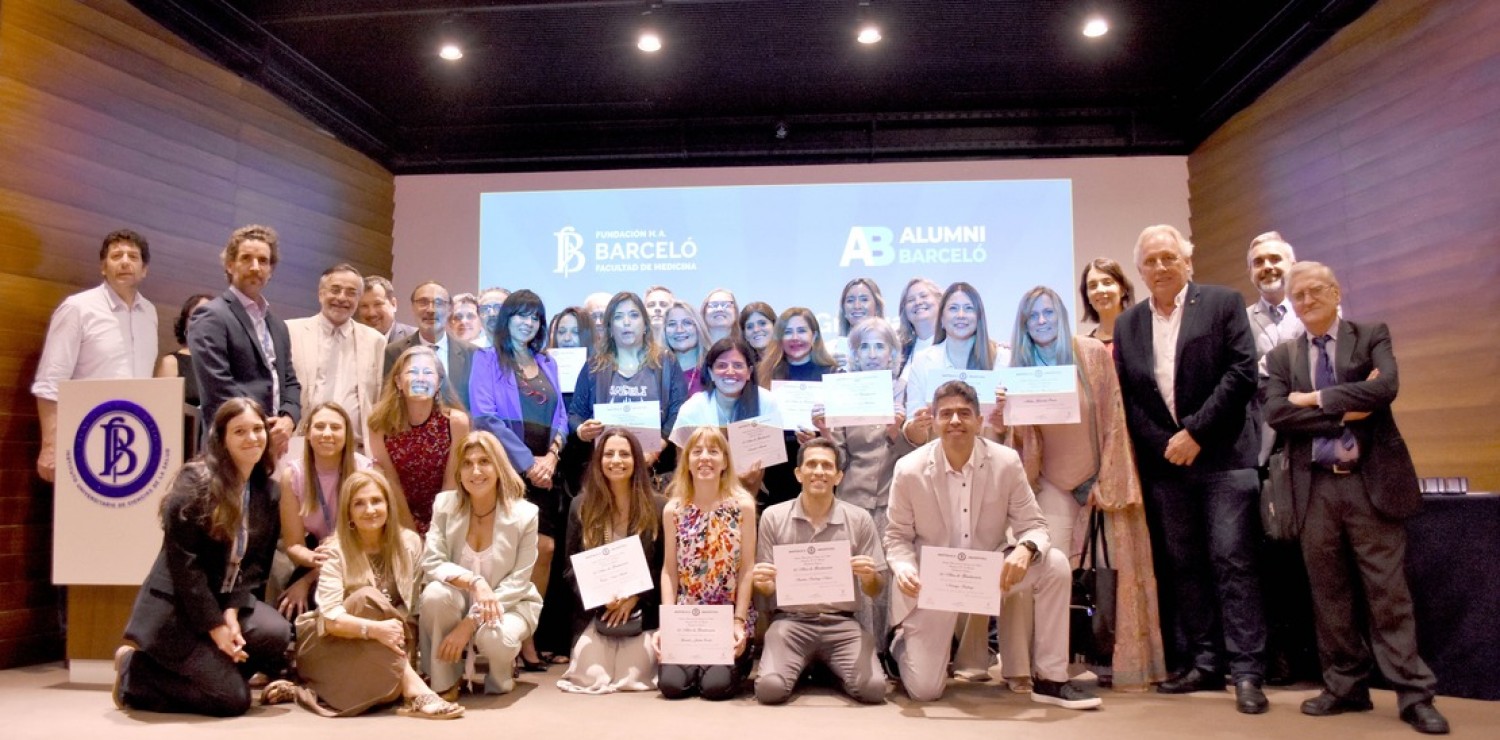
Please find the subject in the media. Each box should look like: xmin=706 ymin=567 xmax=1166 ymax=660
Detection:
xmin=286 ymin=264 xmax=387 ymax=450
xmin=884 ymin=380 xmax=1099 ymax=709
xmin=33 ymin=230 xmax=158 ymax=482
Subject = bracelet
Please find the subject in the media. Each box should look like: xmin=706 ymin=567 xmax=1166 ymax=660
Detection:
xmin=360 ymin=623 xmax=369 ymax=639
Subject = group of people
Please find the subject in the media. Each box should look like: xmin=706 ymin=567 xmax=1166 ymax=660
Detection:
xmin=33 ymin=223 xmax=1448 ymax=732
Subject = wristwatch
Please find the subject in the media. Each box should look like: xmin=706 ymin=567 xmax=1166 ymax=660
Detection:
xmin=1018 ymin=540 xmax=1039 ymax=562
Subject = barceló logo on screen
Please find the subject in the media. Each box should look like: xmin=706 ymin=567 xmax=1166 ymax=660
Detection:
xmin=553 ymin=224 xmax=701 ymax=277
xmin=68 ymin=399 xmax=171 ymax=508
xmin=840 ymin=225 xmax=990 ymax=267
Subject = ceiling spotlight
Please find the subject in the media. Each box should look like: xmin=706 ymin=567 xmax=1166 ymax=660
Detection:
xmin=638 ymin=31 xmax=662 ymax=52
xmin=857 ymin=24 xmax=882 ymax=44
xmin=1082 ymin=17 xmax=1109 ymax=38
xmin=439 ymin=43 xmax=463 ymax=60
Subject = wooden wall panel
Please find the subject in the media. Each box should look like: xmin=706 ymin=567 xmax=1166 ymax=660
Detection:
xmin=1188 ymin=0 xmax=1500 ymax=490
xmin=0 ymin=0 xmax=394 ymax=668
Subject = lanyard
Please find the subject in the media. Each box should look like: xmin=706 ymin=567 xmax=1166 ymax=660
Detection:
xmin=221 ymin=484 xmax=251 ymax=593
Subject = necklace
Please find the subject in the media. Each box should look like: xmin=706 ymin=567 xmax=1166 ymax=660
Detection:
xmin=472 ymin=502 xmax=498 ymax=518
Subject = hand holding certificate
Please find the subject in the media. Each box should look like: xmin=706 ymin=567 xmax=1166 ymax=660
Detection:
xmin=772 ymin=541 xmax=855 ymax=606
xmin=917 ymin=546 xmax=1003 ymax=616
xmin=569 ymin=534 xmax=655 ymax=610
xmin=658 ymin=605 xmax=735 ymax=665
xmin=593 ymin=400 xmax=664 ymax=454
xmin=995 ymin=365 xmax=1080 ymax=425
xmin=925 ymin=368 xmax=1003 ymax=414
xmin=726 ymin=416 xmax=787 ymax=475
xmin=821 ymin=370 xmax=896 ymax=427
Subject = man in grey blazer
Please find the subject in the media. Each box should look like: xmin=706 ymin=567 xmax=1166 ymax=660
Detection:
xmin=884 ymin=381 xmax=1099 ymax=709
xmin=358 ymin=275 xmax=417 ymax=345
xmin=188 ymin=225 xmax=301 ymax=453
xmin=1264 ymin=262 xmax=1447 ymax=734
xmin=383 ymin=281 xmax=475 ymax=412
xmin=1246 ymin=231 xmax=1305 ymax=465
xmin=286 ymin=264 xmax=387 ymax=450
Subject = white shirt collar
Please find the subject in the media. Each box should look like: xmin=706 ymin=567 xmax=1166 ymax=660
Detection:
xmin=1149 ymin=283 xmax=1189 ymax=317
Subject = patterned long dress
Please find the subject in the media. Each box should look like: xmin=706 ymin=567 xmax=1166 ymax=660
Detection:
xmin=383 ymin=411 xmax=453 ymax=535
xmin=673 ymin=496 xmax=755 ymax=631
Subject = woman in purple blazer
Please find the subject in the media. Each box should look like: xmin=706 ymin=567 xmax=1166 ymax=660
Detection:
xmin=468 ymin=289 xmax=569 ymax=669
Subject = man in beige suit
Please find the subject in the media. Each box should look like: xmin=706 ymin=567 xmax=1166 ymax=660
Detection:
xmin=884 ymin=380 xmax=1098 ymax=708
xmin=286 ymin=263 xmax=387 ymax=451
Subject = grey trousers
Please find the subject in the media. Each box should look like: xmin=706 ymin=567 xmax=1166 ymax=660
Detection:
xmin=755 ymin=612 xmax=887 ymax=704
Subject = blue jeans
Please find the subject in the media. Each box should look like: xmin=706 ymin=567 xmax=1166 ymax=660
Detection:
xmin=1145 ymin=467 xmax=1266 ymax=681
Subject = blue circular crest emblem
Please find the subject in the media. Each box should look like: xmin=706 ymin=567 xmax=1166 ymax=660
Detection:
xmin=73 ymin=400 xmax=163 ymax=500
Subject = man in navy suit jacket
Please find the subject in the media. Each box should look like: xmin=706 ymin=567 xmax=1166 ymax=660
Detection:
xmin=188 ymin=225 xmax=301 ymax=453
xmin=1114 ymin=225 xmax=1268 ymax=714
xmin=1264 ymin=262 xmax=1447 ymax=734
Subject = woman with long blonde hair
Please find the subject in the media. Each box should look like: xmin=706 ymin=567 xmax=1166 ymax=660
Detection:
xmin=419 ymin=431 xmax=542 ymax=697
xmin=657 ymin=426 xmax=757 ymax=700
xmin=369 ymin=345 xmax=470 ymax=534
xmin=262 ymin=470 xmax=461 ymax=719
xmin=901 ymin=281 xmax=1010 ymax=444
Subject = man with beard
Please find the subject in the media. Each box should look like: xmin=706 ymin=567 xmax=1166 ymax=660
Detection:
xmin=286 ymin=264 xmax=387 ymax=450
xmin=1247 ymin=232 xmax=1305 ymax=464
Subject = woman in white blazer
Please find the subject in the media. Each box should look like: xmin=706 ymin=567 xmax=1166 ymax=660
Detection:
xmin=419 ymin=431 xmax=543 ymax=696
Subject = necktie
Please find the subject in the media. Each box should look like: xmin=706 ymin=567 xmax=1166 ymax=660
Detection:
xmin=1312 ymin=336 xmax=1360 ymax=467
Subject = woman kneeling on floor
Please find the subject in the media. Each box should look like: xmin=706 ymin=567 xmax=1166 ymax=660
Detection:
xmin=262 ymin=469 xmax=462 ymax=719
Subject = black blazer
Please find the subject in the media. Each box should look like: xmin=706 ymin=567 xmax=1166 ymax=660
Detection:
xmin=562 ymin=494 xmax=668 ymax=636
xmin=382 ymin=332 xmax=477 ymax=412
xmin=124 ymin=463 xmax=281 ymax=666
xmin=187 ymin=289 xmax=301 ymax=427
xmin=1114 ymin=282 xmax=1260 ymax=477
xmin=1264 ymin=320 xmax=1421 ymax=521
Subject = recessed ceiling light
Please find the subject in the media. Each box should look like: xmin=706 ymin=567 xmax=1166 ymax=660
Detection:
xmin=439 ymin=43 xmax=463 ymax=60
xmin=857 ymin=25 xmax=882 ymax=45
xmin=638 ymin=32 xmax=662 ymax=52
xmin=1082 ymin=17 xmax=1108 ymax=38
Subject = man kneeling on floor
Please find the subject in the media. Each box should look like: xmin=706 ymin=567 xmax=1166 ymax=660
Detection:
xmin=752 ymin=439 xmax=888 ymax=704
xmin=884 ymin=381 xmax=1100 ymax=709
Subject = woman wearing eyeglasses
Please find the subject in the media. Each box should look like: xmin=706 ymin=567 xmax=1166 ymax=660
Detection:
xmin=468 ymin=289 xmax=571 ymax=670
xmin=700 ymin=288 xmax=740 ymax=346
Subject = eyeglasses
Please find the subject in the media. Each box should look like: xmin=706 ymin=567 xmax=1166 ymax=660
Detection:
xmin=1289 ymin=284 xmax=1334 ymax=303
xmin=705 ymin=301 xmax=734 ymax=310
xmin=412 ymin=297 xmax=449 ymax=309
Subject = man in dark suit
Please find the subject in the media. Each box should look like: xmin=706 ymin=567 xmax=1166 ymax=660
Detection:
xmin=383 ymin=280 xmax=475 ymax=411
xmin=188 ymin=224 xmax=300 ymax=454
xmin=1114 ymin=224 xmax=1268 ymax=713
xmin=1264 ymin=262 xmax=1448 ymax=734
xmin=358 ymin=274 xmax=417 ymax=344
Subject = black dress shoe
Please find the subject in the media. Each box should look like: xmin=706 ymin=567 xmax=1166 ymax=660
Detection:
xmin=1157 ymin=668 xmax=1226 ymax=694
xmin=1301 ymin=690 xmax=1374 ymax=716
xmin=1400 ymin=701 xmax=1450 ymax=735
xmin=1235 ymin=679 xmax=1269 ymax=714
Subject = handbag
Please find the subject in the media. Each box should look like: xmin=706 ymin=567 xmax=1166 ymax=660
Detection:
xmin=1260 ymin=447 xmax=1300 ymax=540
xmin=1069 ymin=509 xmax=1117 ymax=665
xmin=593 ymin=609 xmax=644 ymax=638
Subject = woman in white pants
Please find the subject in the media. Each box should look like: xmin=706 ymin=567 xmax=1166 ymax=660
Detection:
xmin=420 ymin=431 xmax=543 ymax=696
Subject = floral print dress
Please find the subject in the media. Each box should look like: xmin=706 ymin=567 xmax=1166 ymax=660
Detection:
xmin=673 ymin=495 xmax=755 ymax=632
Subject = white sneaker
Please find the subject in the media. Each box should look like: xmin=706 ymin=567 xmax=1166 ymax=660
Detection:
xmin=1030 ymin=678 xmax=1101 ymax=710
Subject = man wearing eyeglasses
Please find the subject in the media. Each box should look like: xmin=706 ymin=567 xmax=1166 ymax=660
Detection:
xmin=383 ymin=281 xmax=476 ymax=411
xmin=1113 ymin=224 xmax=1268 ymax=714
xmin=1263 ymin=262 xmax=1447 ymax=734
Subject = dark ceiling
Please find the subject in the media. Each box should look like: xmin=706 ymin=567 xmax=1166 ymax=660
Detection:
xmin=129 ymin=0 xmax=1376 ymax=174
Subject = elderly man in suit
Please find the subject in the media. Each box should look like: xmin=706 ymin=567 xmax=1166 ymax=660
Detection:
xmin=286 ymin=263 xmax=387 ymax=450
xmin=1264 ymin=262 xmax=1448 ymax=734
xmin=1114 ymin=224 xmax=1268 ymax=713
xmin=383 ymin=281 xmax=476 ymax=411
xmin=358 ymin=275 xmax=417 ymax=345
xmin=884 ymin=380 xmax=1100 ymax=709
xmin=188 ymin=225 xmax=301 ymax=454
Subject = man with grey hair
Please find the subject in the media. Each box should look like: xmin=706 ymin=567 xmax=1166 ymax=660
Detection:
xmin=286 ymin=264 xmax=387 ymax=449
xmin=1114 ymin=224 xmax=1267 ymax=713
xmin=1264 ymin=261 xmax=1447 ymax=734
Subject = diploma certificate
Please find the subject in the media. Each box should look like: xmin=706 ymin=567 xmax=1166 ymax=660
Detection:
xmin=770 ymin=380 xmax=822 ymax=430
xmin=594 ymin=400 xmax=664 ymax=454
xmin=821 ymin=370 xmax=896 ymax=427
xmin=996 ymin=365 xmax=1080 ymax=425
xmin=917 ymin=546 xmax=1003 ymax=616
xmin=548 ymin=347 xmax=589 ymax=391
xmin=569 ymin=534 xmax=655 ymax=610
xmin=773 ymin=540 xmax=855 ymax=607
xmin=726 ymin=415 xmax=788 ymax=475
xmin=925 ymin=368 xmax=1004 ymax=414
xmin=658 ymin=605 xmax=735 ymax=665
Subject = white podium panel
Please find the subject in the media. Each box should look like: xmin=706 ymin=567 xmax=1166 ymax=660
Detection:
xmin=54 ymin=378 xmax=184 ymax=585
